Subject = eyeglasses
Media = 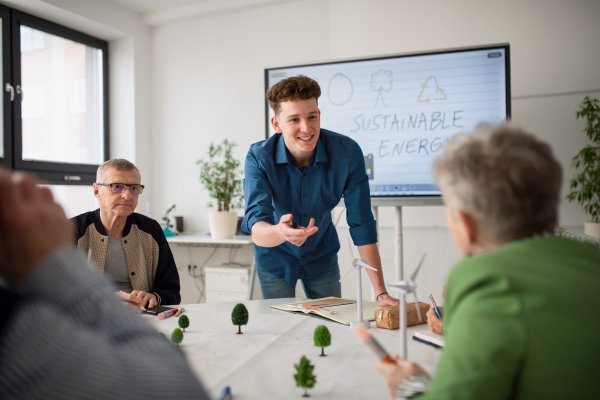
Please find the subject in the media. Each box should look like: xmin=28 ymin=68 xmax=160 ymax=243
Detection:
xmin=97 ymin=183 xmax=145 ymax=195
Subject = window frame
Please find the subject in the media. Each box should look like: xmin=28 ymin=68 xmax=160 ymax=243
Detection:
xmin=0 ymin=4 xmax=12 ymax=169
xmin=8 ymin=9 xmax=109 ymax=185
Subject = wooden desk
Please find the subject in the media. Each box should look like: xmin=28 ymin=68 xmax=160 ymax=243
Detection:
xmin=167 ymin=234 xmax=256 ymax=301
xmin=145 ymin=298 xmax=442 ymax=399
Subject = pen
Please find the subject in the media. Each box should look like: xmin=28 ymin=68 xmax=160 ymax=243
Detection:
xmin=217 ymin=386 xmax=231 ymax=400
xmin=175 ymin=307 xmax=185 ymax=317
xmin=355 ymin=325 xmax=395 ymax=364
xmin=158 ymin=308 xmax=179 ymax=320
xmin=429 ymin=294 xmax=442 ymax=321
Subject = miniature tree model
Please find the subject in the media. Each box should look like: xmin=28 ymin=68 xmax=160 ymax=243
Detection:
xmin=171 ymin=328 xmax=183 ymax=346
xmin=313 ymin=325 xmax=331 ymax=357
xmin=178 ymin=315 xmax=190 ymax=332
xmin=294 ymin=356 xmax=316 ymax=397
xmin=231 ymin=303 xmax=249 ymax=334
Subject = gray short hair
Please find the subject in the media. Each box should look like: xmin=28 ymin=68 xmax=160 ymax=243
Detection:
xmin=432 ymin=123 xmax=562 ymax=243
xmin=96 ymin=159 xmax=141 ymax=183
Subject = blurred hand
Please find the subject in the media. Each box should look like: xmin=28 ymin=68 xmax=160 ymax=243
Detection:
xmin=277 ymin=214 xmax=318 ymax=247
xmin=116 ymin=290 xmax=158 ymax=309
xmin=377 ymin=293 xmax=400 ymax=307
xmin=0 ymin=170 xmax=73 ymax=285
xmin=375 ymin=356 xmax=429 ymax=399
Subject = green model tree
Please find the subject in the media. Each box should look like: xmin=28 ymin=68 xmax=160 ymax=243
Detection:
xmin=313 ymin=325 xmax=331 ymax=357
xmin=171 ymin=328 xmax=183 ymax=346
xmin=231 ymin=303 xmax=249 ymax=334
xmin=294 ymin=356 xmax=316 ymax=397
xmin=178 ymin=314 xmax=190 ymax=332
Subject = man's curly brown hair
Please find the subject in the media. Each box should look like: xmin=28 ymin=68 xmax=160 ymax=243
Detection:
xmin=266 ymin=75 xmax=321 ymax=116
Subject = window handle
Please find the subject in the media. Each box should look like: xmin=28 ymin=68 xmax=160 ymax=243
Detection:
xmin=5 ymin=83 xmax=14 ymax=101
xmin=16 ymin=85 xmax=22 ymax=100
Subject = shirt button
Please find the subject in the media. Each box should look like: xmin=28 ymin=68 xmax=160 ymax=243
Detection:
xmin=303 ymin=194 xmax=307 ymax=197
xmin=131 ymin=272 xmax=135 ymax=276
xmin=303 ymin=214 xmax=307 ymax=217
xmin=124 ymin=240 xmax=127 ymax=244
xmin=303 ymin=173 xmax=306 ymax=176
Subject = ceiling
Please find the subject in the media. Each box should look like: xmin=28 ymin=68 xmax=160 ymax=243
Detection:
xmin=108 ymin=0 xmax=207 ymax=14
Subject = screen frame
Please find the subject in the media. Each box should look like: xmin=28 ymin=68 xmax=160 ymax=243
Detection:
xmin=264 ymin=43 xmax=511 ymax=206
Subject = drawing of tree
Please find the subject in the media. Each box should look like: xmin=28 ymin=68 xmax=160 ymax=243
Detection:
xmin=370 ymin=70 xmax=393 ymax=107
xmin=313 ymin=325 xmax=331 ymax=357
xmin=294 ymin=356 xmax=316 ymax=397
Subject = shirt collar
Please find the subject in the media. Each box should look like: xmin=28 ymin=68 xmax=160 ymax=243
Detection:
xmin=274 ymin=132 xmax=328 ymax=166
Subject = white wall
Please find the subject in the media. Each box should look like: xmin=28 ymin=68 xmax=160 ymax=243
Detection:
xmin=8 ymin=0 xmax=600 ymax=303
xmin=150 ymin=0 xmax=600 ymax=301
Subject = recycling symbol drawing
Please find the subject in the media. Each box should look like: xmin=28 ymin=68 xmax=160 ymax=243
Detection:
xmin=417 ymin=75 xmax=447 ymax=103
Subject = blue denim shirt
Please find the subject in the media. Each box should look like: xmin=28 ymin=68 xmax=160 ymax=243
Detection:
xmin=241 ymin=129 xmax=377 ymax=284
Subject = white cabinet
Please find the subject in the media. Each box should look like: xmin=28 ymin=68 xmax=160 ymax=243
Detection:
xmin=205 ymin=265 xmax=250 ymax=303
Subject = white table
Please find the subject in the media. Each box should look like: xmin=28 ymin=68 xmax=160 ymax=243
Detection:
xmin=145 ymin=298 xmax=442 ymax=399
xmin=167 ymin=234 xmax=256 ymax=300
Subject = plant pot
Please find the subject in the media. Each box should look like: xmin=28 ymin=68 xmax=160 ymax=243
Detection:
xmin=584 ymin=222 xmax=600 ymax=239
xmin=208 ymin=211 xmax=238 ymax=239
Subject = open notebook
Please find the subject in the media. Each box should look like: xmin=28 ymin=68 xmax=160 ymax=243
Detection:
xmin=413 ymin=329 xmax=445 ymax=348
xmin=271 ymin=297 xmax=380 ymax=326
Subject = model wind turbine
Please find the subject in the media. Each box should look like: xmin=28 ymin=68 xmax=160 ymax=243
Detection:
xmin=388 ymin=253 xmax=426 ymax=359
xmin=339 ymin=235 xmax=377 ymax=328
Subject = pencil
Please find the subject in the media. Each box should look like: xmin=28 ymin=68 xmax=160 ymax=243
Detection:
xmin=355 ymin=325 xmax=395 ymax=364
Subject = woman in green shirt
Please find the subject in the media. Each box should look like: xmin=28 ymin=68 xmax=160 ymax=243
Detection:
xmin=375 ymin=124 xmax=600 ymax=399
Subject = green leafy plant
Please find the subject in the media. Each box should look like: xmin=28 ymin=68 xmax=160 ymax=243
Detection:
xmin=313 ymin=325 xmax=331 ymax=357
xmin=196 ymin=139 xmax=244 ymax=212
xmin=231 ymin=303 xmax=249 ymax=334
xmin=171 ymin=328 xmax=183 ymax=346
xmin=294 ymin=356 xmax=316 ymax=397
xmin=178 ymin=315 xmax=190 ymax=332
xmin=566 ymin=96 xmax=600 ymax=222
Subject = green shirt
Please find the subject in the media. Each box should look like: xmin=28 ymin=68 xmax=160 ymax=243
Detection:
xmin=421 ymin=236 xmax=600 ymax=399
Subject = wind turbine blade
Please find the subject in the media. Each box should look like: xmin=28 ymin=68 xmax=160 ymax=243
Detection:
xmin=410 ymin=253 xmax=427 ymax=282
xmin=388 ymin=281 xmax=408 ymax=293
xmin=413 ymin=289 xmax=422 ymax=322
xmin=355 ymin=259 xmax=377 ymax=272
xmin=339 ymin=264 xmax=355 ymax=282
xmin=347 ymin=234 xmax=358 ymax=260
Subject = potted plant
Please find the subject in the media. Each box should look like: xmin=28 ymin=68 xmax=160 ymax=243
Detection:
xmin=197 ymin=139 xmax=244 ymax=239
xmin=566 ymin=96 xmax=600 ymax=238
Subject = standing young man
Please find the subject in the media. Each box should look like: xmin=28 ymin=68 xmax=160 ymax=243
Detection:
xmin=242 ymin=75 xmax=398 ymax=306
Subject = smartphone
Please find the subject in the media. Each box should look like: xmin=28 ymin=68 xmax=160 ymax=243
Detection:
xmin=143 ymin=305 xmax=175 ymax=316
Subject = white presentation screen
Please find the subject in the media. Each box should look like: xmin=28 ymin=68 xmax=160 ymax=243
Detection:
xmin=265 ymin=44 xmax=511 ymax=203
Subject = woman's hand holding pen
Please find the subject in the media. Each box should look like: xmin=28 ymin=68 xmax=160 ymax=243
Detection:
xmin=278 ymin=214 xmax=318 ymax=247
xmin=374 ymin=356 xmax=429 ymax=399
xmin=426 ymin=307 xmax=443 ymax=334
xmin=427 ymin=289 xmax=444 ymax=334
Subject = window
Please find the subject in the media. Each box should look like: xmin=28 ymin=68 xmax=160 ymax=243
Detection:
xmin=0 ymin=6 xmax=108 ymax=191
